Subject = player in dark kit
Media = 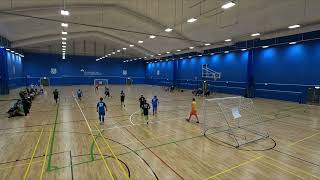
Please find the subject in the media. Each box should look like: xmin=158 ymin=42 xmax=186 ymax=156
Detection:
xmin=142 ymin=100 xmax=150 ymax=124
xmin=120 ymin=90 xmax=125 ymax=108
xmin=77 ymin=89 xmax=83 ymax=101
xmin=53 ymin=89 xmax=59 ymax=104
xmin=105 ymin=86 xmax=110 ymax=98
xmin=96 ymin=97 xmax=107 ymax=125
xmin=139 ymin=95 xmax=145 ymax=114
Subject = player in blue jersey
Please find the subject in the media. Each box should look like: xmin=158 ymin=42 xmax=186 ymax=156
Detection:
xmin=77 ymin=89 xmax=83 ymax=101
xmin=151 ymin=96 xmax=159 ymax=116
xmin=96 ymin=97 xmax=107 ymax=125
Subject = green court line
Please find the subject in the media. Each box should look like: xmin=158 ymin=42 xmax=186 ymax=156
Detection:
xmin=50 ymin=134 xmax=204 ymax=171
xmin=47 ymin=102 xmax=60 ymax=171
xmin=90 ymin=130 xmax=104 ymax=161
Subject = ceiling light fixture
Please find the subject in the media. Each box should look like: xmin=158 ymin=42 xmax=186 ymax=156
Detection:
xmin=60 ymin=10 xmax=70 ymax=16
xmin=129 ymin=44 xmax=134 ymax=47
xmin=62 ymin=42 xmax=66 ymax=45
xmin=225 ymin=39 xmax=232 ymax=42
xmin=123 ymin=48 xmax=127 ymax=50
xmin=189 ymin=47 xmax=194 ymax=49
xmin=117 ymin=50 xmax=121 ymax=52
xmin=149 ymin=35 xmax=156 ymax=39
xmin=289 ymin=42 xmax=297 ymax=45
xmin=262 ymin=46 xmax=269 ymax=48
xmin=165 ymin=28 xmax=173 ymax=32
xmin=205 ymin=43 xmax=211 ymax=46
xmin=176 ymin=49 xmax=181 ymax=52
xmin=61 ymin=37 xmax=67 ymax=41
xmin=224 ymin=51 xmax=229 ymax=53
xmin=166 ymin=52 xmax=170 ymax=54
xmin=138 ymin=40 xmax=143 ymax=44
xmin=241 ymin=49 xmax=247 ymax=51
xmin=187 ymin=18 xmax=197 ymax=23
xmin=288 ymin=24 xmax=301 ymax=29
xmin=112 ymin=52 xmax=115 ymax=54
xmin=251 ymin=33 xmax=260 ymax=37
xmin=158 ymin=54 xmax=161 ymax=56
xmin=62 ymin=31 xmax=68 ymax=35
xmin=61 ymin=23 xmax=69 ymax=28
xmin=221 ymin=2 xmax=236 ymax=9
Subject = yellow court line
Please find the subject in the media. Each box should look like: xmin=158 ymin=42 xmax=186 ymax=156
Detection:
xmin=263 ymin=156 xmax=319 ymax=179
xmin=23 ymin=128 xmax=44 ymax=180
xmin=288 ymin=132 xmax=320 ymax=146
xmin=203 ymin=156 xmax=263 ymax=180
xmin=239 ymin=148 xmax=320 ymax=179
xmin=94 ymin=124 xmax=130 ymax=179
xmin=72 ymin=93 xmax=115 ymax=180
xmin=40 ymin=128 xmax=53 ymax=180
xmin=0 ymin=160 xmax=43 ymax=171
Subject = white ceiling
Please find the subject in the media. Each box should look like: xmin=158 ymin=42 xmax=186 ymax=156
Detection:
xmin=0 ymin=0 xmax=320 ymax=58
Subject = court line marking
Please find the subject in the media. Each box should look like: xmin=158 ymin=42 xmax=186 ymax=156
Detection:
xmin=288 ymin=132 xmax=320 ymax=146
xmin=108 ymin=115 xmax=187 ymax=131
xmin=129 ymin=110 xmax=140 ymax=125
xmin=124 ymin=127 xmax=185 ymax=180
xmin=262 ymin=156 xmax=317 ymax=179
xmin=40 ymin=128 xmax=53 ymax=180
xmin=93 ymin=124 xmax=130 ymax=179
xmin=47 ymin=102 xmax=60 ymax=171
xmin=203 ymin=155 xmax=263 ymax=180
xmin=239 ymin=147 xmax=319 ymax=179
xmin=72 ymin=93 xmax=115 ymax=180
xmin=0 ymin=160 xmax=43 ymax=171
xmin=23 ymin=128 xmax=44 ymax=180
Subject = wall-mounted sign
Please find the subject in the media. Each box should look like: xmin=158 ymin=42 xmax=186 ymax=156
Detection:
xmin=50 ymin=68 xmax=57 ymax=75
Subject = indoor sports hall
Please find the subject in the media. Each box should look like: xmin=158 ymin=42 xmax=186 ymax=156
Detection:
xmin=0 ymin=1 xmax=320 ymax=180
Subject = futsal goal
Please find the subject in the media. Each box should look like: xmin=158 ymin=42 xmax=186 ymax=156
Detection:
xmin=203 ymin=96 xmax=269 ymax=148
xmin=40 ymin=77 xmax=50 ymax=87
xmin=94 ymin=79 xmax=108 ymax=87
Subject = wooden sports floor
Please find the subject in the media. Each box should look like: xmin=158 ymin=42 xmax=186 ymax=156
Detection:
xmin=0 ymin=85 xmax=319 ymax=180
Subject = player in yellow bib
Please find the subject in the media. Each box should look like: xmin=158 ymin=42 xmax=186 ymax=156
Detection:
xmin=186 ymin=98 xmax=199 ymax=123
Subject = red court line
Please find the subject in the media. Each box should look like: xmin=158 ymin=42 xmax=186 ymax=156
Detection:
xmin=124 ymin=127 xmax=185 ymax=180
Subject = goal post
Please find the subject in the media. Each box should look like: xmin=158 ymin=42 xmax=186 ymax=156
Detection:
xmin=39 ymin=77 xmax=50 ymax=87
xmin=203 ymin=96 xmax=269 ymax=148
xmin=94 ymin=79 xmax=109 ymax=87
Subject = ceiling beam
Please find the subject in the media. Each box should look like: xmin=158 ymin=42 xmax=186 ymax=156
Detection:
xmin=11 ymin=31 xmax=155 ymax=55
xmin=0 ymin=3 xmax=197 ymax=46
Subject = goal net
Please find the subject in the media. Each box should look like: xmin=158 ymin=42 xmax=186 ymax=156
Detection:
xmin=203 ymin=96 xmax=269 ymax=148
xmin=40 ymin=77 xmax=50 ymax=87
xmin=94 ymin=79 xmax=108 ymax=87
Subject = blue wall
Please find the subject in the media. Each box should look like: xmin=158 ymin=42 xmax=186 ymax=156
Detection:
xmin=0 ymin=48 xmax=24 ymax=94
xmin=7 ymin=52 xmax=24 ymax=89
xmin=146 ymin=39 xmax=320 ymax=103
xmin=146 ymin=51 xmax=249 ymax=96
xmin=253 ymin=40 xmax=320 ymax=103
xmin=145 ymin=60 xmax=174 ymax=86
xmin=23 ymin=53 xmax=145 ymax=86
xmin=0 ymin=48 xmax=9 ymax=94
